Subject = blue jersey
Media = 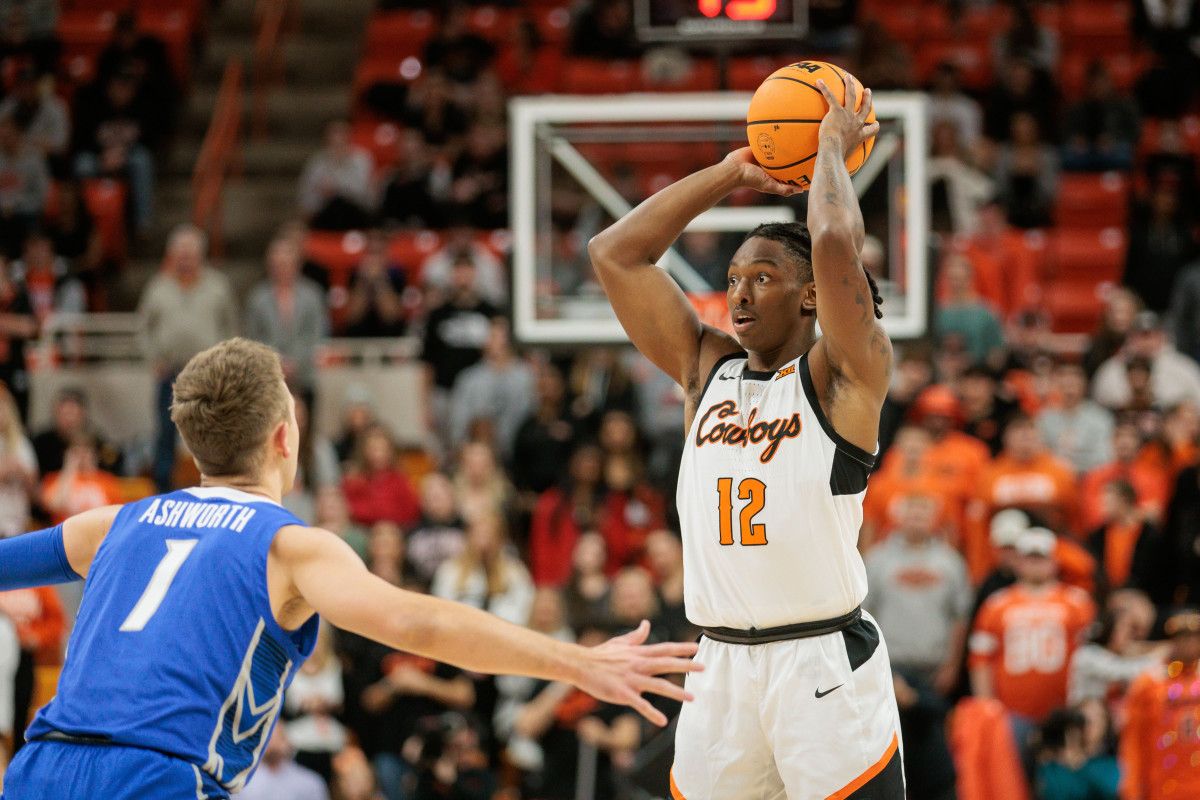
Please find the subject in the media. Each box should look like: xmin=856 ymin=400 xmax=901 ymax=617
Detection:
xmin=26 ymin=487 xmax=319 ymax=794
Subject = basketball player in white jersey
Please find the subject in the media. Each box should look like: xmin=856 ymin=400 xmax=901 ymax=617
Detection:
xmin=590 ymin=75 xmax=902 ymax=798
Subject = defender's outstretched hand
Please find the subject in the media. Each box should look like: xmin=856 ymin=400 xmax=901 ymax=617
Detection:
xmin=815 ymin=75 xmax=880 ymax=156
xmin=576 ymin=620 xmax=703 ymax=726
xmin=722 ymin=147 xmax=800 ymax=197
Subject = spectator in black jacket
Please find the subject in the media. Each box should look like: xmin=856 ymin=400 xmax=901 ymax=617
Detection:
xmin=1123 ymin=178 xmax=1198 ymax=313
xmin=1062 ymin=61 xmax=1140 ymax=172
xmin=569 ymin=0 xmax=641 ymax=59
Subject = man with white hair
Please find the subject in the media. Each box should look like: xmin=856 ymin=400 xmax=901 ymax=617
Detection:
xmin=136 ymin=224 xmax=238 ymax=490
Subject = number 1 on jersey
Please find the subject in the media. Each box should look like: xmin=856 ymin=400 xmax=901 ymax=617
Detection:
xmin=716 ymin=478 xmax=768 ymax=546
xmin=119 ymin=539 xmax=198 ymax=632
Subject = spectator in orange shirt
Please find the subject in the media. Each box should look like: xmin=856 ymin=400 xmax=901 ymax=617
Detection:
xmin=969 ymin=528 xmax=1096 ymax=733
xmin=907 ymin=387 xmax=991 ymax=533
xmin=1119 ymin=609 xmax=1200 ymax=800
xmin=1086 ymin=480 xmax=1163 ymax=597
xmin=977 ymin=414 xmax=1079 ymax=537
xmin=862 ymin=425 xmax=953 ymax=550
xmin=1080 ymin=419 xmax=1172 ymax=533
xmin=38 ymin=434 xmax=121 ymax=525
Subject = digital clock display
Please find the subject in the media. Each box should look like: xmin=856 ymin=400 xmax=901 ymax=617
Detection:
xmin=636 ymin=0 xmax=806 ymax=41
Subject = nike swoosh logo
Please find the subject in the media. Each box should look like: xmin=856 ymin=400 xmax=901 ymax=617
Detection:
xmin=814 ymin=684 xmax=843 ymax=699
xmin=717 ymin=374 xmax=739 ymax=381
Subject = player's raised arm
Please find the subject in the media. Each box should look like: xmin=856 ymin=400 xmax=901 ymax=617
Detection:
xmin=276 ymin=525 xmax=701 ymax=726
xmin=807 ymin=74 xmax=890 ymax=397
xmin=589 ymin=152 xmax=797 ymax=387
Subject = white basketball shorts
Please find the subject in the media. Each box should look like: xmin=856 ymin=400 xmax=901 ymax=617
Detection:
xmin=670 ymin=610 xmax=904 ymax=800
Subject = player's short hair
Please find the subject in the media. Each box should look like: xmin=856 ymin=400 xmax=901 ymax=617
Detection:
xmin=170 ymin=338 xmax=290 ymax=478
xmin=744 ymin=222 xmax=813 ymax=281
xmin=743 ymin=221 xmax=883 ymax=319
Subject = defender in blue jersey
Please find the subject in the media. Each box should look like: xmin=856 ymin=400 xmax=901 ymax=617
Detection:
xmin=0 ymin=339 xmax=700 ymax=799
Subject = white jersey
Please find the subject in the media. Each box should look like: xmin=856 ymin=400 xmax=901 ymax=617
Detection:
xmin=677 ymin=350 xmax=875 ymax=629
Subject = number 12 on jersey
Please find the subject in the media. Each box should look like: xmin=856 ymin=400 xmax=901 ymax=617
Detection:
xmin=716 ymin=478 xmax=768 ymax=546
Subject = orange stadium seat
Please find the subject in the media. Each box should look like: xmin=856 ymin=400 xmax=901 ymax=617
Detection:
xmin=1054 ymin=172 xmax=1129 ymax=230
xmin=81 ymin=178 xmax=127 ymax=263
xmin=364 ymin=10 xmax=436 ymax=58
xmin=559 ymin=59 xmax=642 ymax=93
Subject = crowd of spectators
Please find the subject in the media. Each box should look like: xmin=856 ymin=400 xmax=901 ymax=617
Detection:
xmin=0 ymin=0 xmax=1199 ymax=799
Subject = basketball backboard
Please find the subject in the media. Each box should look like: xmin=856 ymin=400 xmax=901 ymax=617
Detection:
xmin=509 ymin=91 xmax=930 ymax=345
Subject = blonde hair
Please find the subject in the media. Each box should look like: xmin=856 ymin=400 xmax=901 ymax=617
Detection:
xmin=0 ymin=383 xmax=28 ymax=456
xmin=170 ymin=338 xmax=290 ymax=477
xmin=454 ymin=513 xmax=513 ymax=598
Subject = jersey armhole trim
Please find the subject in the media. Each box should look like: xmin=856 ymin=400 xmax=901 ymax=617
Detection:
xmin=698 ymin=351 xmax=746 ymax=401
xmin=798 ymin=354 xmax=877 ymax=468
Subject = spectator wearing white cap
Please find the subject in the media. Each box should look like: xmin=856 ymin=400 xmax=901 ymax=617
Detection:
xmin=969 ymin=508 xmax=1029 ymax=621
xmin=969 ymin=528 xmax=1097 ymax=728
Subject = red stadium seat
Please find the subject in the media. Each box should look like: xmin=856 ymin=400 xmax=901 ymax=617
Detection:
xmin=81 ymin=178 xmax=127 ymax=263
xmin=349 ymin=121 xmax=403 ymax=176
xmin=388 ymin=230 xmax=444 ymax=277
xmin=1054 ymin=172 xmax=1129 ymax=230
xmin=477 ymin=230 xmax=511 ymax=262
xmin=138 ymin=7 xmax=192 ymax=87
xmin=1050 ymin=228 xmax=1126 ymax=283
xmin=1046 ymin=220 xmax=1126 ymax=333
xmin=364 ymin=10 xmax=435 ymax=58
xmin=914 ymin=40 xmax=993 ymax=91
xmin=1182 ymin=115 xmax=1200 ymax=156
xmin=305 ymin=230 xmax=367 ymax=278
xmin=1061 ymin=2 xmax=1132 ymax=59
xmin=870 ymin=5 xmax=923 ymax=44
xmin=1045 ymin=281 xmax=1107 ymax=333
xmin=1059 ymin=51 xmax=1148 ymax=100
xmin=643 ymin=59 xmax=718 ymax=93
xmin=729 ymin=57 xmax=785 ymax=91
xmin=57 ymin=9 xmax=119 ymax=52
xmin=353 ymin=56 xmax=422 ymax=102
xmin=1063 ymin=1 xmax=1131 ymax=41
xmin=533 ymin=6 xmax=571 ymax=44
xmin=559 ymin=59 xmax=641 ymax=94
xmin=467 ymin=6 xmax=521 ymax=42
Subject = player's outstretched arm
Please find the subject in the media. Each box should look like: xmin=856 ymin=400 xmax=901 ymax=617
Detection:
xmin=0 ymin=505 xmax=121 ymax=589
xmin=589 ymin=152 xmax=796 ymax=387
xmin=807 ymin=74 xmax=890 ymax=402
xmin=277 ymin=525 xmax=702 ymax=726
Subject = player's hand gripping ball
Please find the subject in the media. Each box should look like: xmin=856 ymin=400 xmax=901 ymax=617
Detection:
xmin=746 ymin=61 xmax=877 ymax=191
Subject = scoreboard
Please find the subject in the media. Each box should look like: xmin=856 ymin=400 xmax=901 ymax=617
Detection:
xmin=634 ymin=0 xmax=807 ymax=42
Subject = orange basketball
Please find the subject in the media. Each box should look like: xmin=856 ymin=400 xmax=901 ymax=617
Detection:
xmin=746 ymin=61 xmax=877 ymax=191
